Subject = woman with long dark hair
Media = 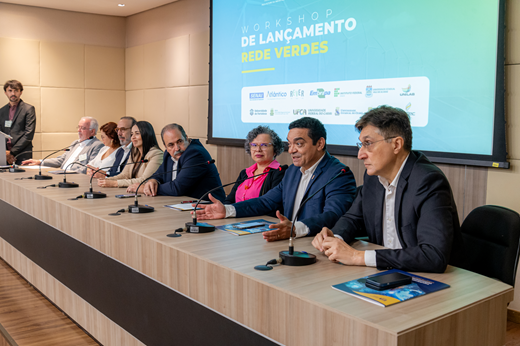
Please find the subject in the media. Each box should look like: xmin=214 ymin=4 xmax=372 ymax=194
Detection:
xmin=97 ymin=121 xmax=163 ymax=189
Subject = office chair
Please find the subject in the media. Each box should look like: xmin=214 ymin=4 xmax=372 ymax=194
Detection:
xmin=453 ymin=205 xmax=520 ymax=286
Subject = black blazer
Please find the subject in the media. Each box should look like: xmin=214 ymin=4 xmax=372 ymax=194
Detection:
xmin=153 ymin=139 xmax=225 ymax=201
xmin=224 ymin=164 xmax=288 ymax=214
xmin=332 ymin=151 xmax=463 ymax=273
xmin=0 ymin=100 xmax=36 ymax=163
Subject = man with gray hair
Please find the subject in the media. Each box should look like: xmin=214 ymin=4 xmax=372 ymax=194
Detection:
xmin=22 ymin=117 xmax=103 ymax=174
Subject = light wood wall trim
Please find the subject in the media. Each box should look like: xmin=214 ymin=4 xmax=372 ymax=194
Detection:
xmin=508 ymin=308 xmax=520 ymax=324
xmin=0 ymin=323 xmax=17 ymax=346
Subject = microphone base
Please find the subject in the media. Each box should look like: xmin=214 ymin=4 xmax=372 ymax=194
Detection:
xmin=185 ymin=221 xmax=215 ymax=233
xmin=59 ymin=181 xmax=79 ymax=188
xmin=34 ymin=174 xmax=52 ymax=180
xmin=128 ymin=204 xmax=155 ymax=213
xmin=279 ymin=250 xmax=317 ymax=266
xmin=9 ymin=167 xmax=25 ymax=173
xmin=84 ymin=191 xmax=107 ymax=199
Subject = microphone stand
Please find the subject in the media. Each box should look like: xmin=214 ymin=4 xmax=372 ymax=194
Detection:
xmin=84 ymin=159 xmax=149 ymax=199
xmin=9 ymin=149 xmax=62 ymax=173
xmin=185 ymin=168 xmax=280 ymax=234
xmin=59 ymin=161 xmax=83 ymax=188
xmin=128 ymin=159 xmax=216 ymax=214
xmin=35 ymin=137 xmax=93 ymax=180
xmin=278 ymin=169 xmax=347 ymax=266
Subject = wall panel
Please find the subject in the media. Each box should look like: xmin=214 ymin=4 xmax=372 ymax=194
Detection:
xmin=40 ymin=88 xmax=85 ymax=132
xmin=143 ymin=89 xmax=166 ymax=133
xmin=125 ymin=46 xmax=144 ymax=91
xmin=40 ymin=41 xmax=85 ymax=89
xmin=85 ymin=46 xmax=125 ymax=90
xmin=190 ymin=30 xmax=210 ymax=86
xmin=165 ymin=35 xmax=190 ymax=87
xmin=0 ymin=37 xmax=40 ymax=86
xmin=188 ymin=86 xmax=209 ymax=139
xmin=85 ymin=89 xmax=126 ymax=126
xmin=22 ymin=86 xmax=41 ymax=134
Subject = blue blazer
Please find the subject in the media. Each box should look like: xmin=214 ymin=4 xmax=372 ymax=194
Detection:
xmin=332 ymin=151 xmax=463 ymax=273
xmin=234 ymin=152 xmax=357 ymax=236
xmin=153 ymin=139 xmax=225 ymax=201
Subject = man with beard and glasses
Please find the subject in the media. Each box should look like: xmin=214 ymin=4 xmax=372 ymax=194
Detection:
xmin=133 ymin=123 xmax=226 ymax=201
xmin=0 ymin=80 xmax=36 ymax=165
xmin=87 ymin=116 xmax=136 ymax=178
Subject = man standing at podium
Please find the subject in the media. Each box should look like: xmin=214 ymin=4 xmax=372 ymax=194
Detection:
xmin=0 ymin=80 xmax=36 ymax=165
xmin=312 ymin=106 xmax=462 ymax=273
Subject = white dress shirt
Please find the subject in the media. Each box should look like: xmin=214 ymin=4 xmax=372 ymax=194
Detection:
xmin=363 ymin=154 xmax=409 ymax=267
xmin=224 ymin=154 xmax=325 ymax=238
xmin=171 ymin=156 xmax=178 ymax=181
xmin=88 ymin=146 xmax=118 ymax=169
xmin=62 ymin=139 xmax=92 ymax=170
xmin=120 ymin=142 xmax=132 ymax=165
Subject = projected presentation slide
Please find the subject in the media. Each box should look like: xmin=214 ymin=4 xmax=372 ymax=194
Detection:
xmin=212 ymin=0 xmax=500 ymax=156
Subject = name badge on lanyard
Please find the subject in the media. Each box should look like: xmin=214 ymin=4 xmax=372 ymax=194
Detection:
xmin=5 ymin=120 xmax=12 ymax=128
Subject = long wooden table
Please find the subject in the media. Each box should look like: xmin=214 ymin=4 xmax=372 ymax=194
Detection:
xmin=0 ymin=169 xmax=513 ymax=346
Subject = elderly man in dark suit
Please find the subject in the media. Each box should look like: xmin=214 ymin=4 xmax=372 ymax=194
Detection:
xmin=0 ymin=80 xmax=36 ymax=165
xmin=312 ymin=105 xmax=463 ymax=273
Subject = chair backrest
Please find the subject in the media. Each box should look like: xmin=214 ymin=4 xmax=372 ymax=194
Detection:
xmin=454 ymin=205 xmax=520 ymax=286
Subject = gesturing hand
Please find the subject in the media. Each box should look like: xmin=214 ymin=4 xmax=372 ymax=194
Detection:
xmin=193 ymin=193 xmax=226 ymax=220
xmin=263 ymin=211 xmax=293 ymax=242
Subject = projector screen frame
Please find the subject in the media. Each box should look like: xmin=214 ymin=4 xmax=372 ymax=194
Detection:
xmin=207 ymin=0 xmax=509 ymax=169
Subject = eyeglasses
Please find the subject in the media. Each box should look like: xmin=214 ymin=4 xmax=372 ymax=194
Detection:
xmin=356 ymin=137 xmax=397 ymax=151
xmin=77 ymin=126 xmax=90 ymax=131
xmin=249 ymin=143 xmax=272 ymax=150
xmin=116 ymin=127 xmax=130 ymax=132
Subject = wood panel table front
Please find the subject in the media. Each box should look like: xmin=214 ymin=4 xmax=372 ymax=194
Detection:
xmin=0 ymin=169 xmax=513 ymax=346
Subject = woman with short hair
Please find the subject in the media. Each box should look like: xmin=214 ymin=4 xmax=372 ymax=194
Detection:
xmin=224 ymin=126 xmax=287 ymax=207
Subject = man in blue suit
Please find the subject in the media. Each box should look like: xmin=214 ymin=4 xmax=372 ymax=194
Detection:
xmin=141 ymin=123 xmax=225 ymax=201
xmin=196 ymin=117 xmax=357 ymax=241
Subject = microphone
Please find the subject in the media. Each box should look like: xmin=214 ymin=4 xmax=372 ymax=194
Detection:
xmin=279 ymin=168 xmax=347 ymax=266
xmin=34 ymin=136 xmax=94 ymax=180
xmin=9 ymin=149 xmax=69 ymax=173
xmin=84 ymin=159 xmax=148 ymax=199
xmin=128 ymin=159 xmax=216 ymax=214
xmin=59 ymin=160 xmax=87 ymax=188
xmin=185 ymin=166 xmax=282 ymax=234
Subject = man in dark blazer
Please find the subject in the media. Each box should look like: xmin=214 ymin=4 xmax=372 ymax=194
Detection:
xmin=0 ymin=80 xmax=36 ymax=165
xmin=195 ymin=117 xmax=357 ymax=241
xmin=312 ymin=106 xmax=462 ymax=273
xmin=139 ymin=123 xmax=225 ymax=201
